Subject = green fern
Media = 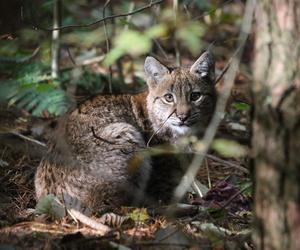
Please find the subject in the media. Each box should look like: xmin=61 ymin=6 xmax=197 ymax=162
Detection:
xmin=0 ymin=61 xmax=74 ymax=117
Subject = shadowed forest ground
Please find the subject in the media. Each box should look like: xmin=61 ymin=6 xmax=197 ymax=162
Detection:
xmin=0 ymin=1 xmax=254 ymax=249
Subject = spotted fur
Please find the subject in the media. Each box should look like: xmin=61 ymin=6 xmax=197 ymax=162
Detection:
xmin=35 ymin=51 xmax=216 ymax=212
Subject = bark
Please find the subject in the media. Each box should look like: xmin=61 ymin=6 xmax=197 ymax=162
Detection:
xmin=253 ymin=1 xmax=300 ymax=249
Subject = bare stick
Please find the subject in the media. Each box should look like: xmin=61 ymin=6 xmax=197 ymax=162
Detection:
xmin=0 ymin=46 xmax=40 ymax=63
xmin=206 ymin=154 xmax=249 ymax=174
xmin=192 ymin=181 xmax=203 ymax=198
xmin=205 ymin=158 xmax=212 ymax=189
xmin=65 ymin=45 xmax=76 ymax=66
xmin=51 ymin=0 xmax=62 ymax=79
xmin=9 ymin=131 xmax=47 ymax=148
xmin=146 ymin=109 xmax=176 ymax=147
xmin=102 ymin=0 xmax=113 ymax=93
xmin=31 ymin=0 xmax=164 ymax=32
xmin=214 ymin=58 xmax=231 ymax=84
xmin=173 ymin=0 xmax=256 ymax=201
xmin=69 ymin=209 xmax=111 ymax=235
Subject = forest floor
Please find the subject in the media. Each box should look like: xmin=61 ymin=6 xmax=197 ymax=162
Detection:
xmin=0 ymin=2 xmax=254 ymax=249
xmin=0 ymin=76 xmax=253 ymax=249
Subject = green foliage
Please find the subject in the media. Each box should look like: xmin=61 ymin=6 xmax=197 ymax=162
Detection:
xmin=128 ymin=208 xmax=149 ymax=222
xmin=35 ymin=194 xmax=66 ymax=220
xmin=232 ymin=102 xmax=250 ymax=111
xmin=0 ymin=62 xmax=73 ymax=117
xmin=75 ymin=69 xmax=105 ymax=94
xmin=175 ymin=21 xmax=205 ymax=55
xmin=212 ymin=139 xmax=247 ymax=158
xmin=104 ymin=29 xmax=153 ymax=66
xmin=236 ymin=181 xmax=252 ymax=196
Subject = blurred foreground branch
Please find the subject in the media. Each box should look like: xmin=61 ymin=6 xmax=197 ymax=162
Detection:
xmin=173 ymin=0 xmax=256 ymax=201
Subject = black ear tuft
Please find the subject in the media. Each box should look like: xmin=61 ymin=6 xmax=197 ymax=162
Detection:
xmin=190 ymin=51 xmax=215 ymax=84
xmin=144 ymin=56 xmax=169 ymax=84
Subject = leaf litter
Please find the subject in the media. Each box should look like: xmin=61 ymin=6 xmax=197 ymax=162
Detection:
xmin=0 ymin=122 xmax=253 ymax=249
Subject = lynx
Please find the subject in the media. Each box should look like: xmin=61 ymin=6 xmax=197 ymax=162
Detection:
xmin=35 ymin=51 xmax=216 ymax=214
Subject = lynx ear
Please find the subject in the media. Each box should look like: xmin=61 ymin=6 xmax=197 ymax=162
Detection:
xmin=144 ymin=56 xmax=169 ymax=84
xmin=190 ymin=51 xmax=215 ymax=84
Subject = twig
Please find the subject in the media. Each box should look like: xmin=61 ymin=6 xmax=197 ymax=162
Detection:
xmin=206 ymin=154 xmax=249 ymax=174
xmin=124 ymin=2 xmax=135 ymax=31
xmin=64 ymin=45 xmax=76 ymax=66
xmin=173 ymin=0 xmax=256 ymax=202
xmin=192 ymin=181 xmax=203 ymax=198
xmin=153 ymin=39 xmax=169 ymax=60
xmin=173 ymin=0 xmax=181 ymax=66
xmin=146 ymin=109 xmax=176 ymax=147
xmin=68 ymin=209 xmax=111 ymax=235
xmin=51 ymin=0 xmax=62 ymax=79
xmin=0 ymin=46 xmax=40 ymax=63
xmin=220 ymin=183 xmax=252 ymax=210
xmin=30 ymin=0 xmax=164 ymax=31
xmin=205 ymin=158 xmax=211 ymax=189
xmin=9 ymin=131 xmax=47 ymax=148
xmin=214 ymin=58 xmax=231 ymax=84
xmin=61 ymin=55 xmax=105 ymax=72
xmin=102 ymin=0 xmax=113 ymax=93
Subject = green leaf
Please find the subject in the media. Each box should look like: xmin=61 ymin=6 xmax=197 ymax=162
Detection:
xmin=104 ymin=30 xmax=151 ymax=66
xmin=35 ymin=194 xmax=66 ymax=219
xmin=232 ymin=102 xmax=250 ymax=111
xmin=212 ymin=139 xmax=247 ymax=158
xmin=175 ymin=22 xmax=205 ymax=55
xmin=36 ymin=83 xmax=55 ymax=92
xmin=145 ymin=24 xmax=168 ymax=38
xmin=128 ymin=208 xmax=149 ymax=222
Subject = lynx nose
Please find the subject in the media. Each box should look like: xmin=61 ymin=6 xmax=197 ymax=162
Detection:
xmin=177 ymin=113 xmax=189 ymax=122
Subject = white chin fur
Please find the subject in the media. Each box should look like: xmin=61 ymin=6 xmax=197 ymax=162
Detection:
xmin=169 ymin=124 xmax=190 ymax=136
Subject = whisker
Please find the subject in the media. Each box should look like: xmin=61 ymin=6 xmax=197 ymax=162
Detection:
xmin=146 ymin=109 xmax=176 ymax=147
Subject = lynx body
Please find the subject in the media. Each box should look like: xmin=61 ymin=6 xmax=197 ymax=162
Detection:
xmin=35 ymin=52 xmax=216 ymax=213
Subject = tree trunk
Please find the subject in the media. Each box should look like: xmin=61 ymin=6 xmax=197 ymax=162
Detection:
xmin=253 ymin=1 xmax=300 ymax=249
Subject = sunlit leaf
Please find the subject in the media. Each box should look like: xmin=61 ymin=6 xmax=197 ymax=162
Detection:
xmin=128 ymin=208 xmax=149 ymax=222
xmin=104 ymin=30 xmax=151 ymax=66
xmin=212 ymin=139 xmax=247 ymax=158
xmin=145 ymin=24 xmax=168 ymax=38
xmin=232 ymin=102 xmax=250 ymax=111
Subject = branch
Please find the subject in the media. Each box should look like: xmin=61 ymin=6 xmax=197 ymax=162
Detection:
xmin=68 ymin=209 xmax=111 ymax=235
xmin=51 ymin=0 xmax=62 ymax=79
xmin=173 ymin=0 xmax=256 ymax=202
xmin=0 ymin=47 xmax=40 ymax=63
xmin=102 ymin=0 xmax=113 ymax=93
xmin=31 ymin=0 xmax=164 ymax=32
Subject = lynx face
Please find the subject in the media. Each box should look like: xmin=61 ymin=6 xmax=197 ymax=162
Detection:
xmin=145 ymin=52 xmax=216 ymax=138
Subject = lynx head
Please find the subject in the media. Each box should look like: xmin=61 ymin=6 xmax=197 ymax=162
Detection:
xmin=144 ymin=51 xmax=216 ymax=139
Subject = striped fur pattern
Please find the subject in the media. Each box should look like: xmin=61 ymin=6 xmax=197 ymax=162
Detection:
xmin=35 ymin=51 xmax=216 ymax=213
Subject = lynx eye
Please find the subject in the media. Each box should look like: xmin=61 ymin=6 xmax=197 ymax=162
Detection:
xmin=190 ymin=92 xmax=202 ymax=102
xmin=164 ymin=93 xmax=174 ymax=103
